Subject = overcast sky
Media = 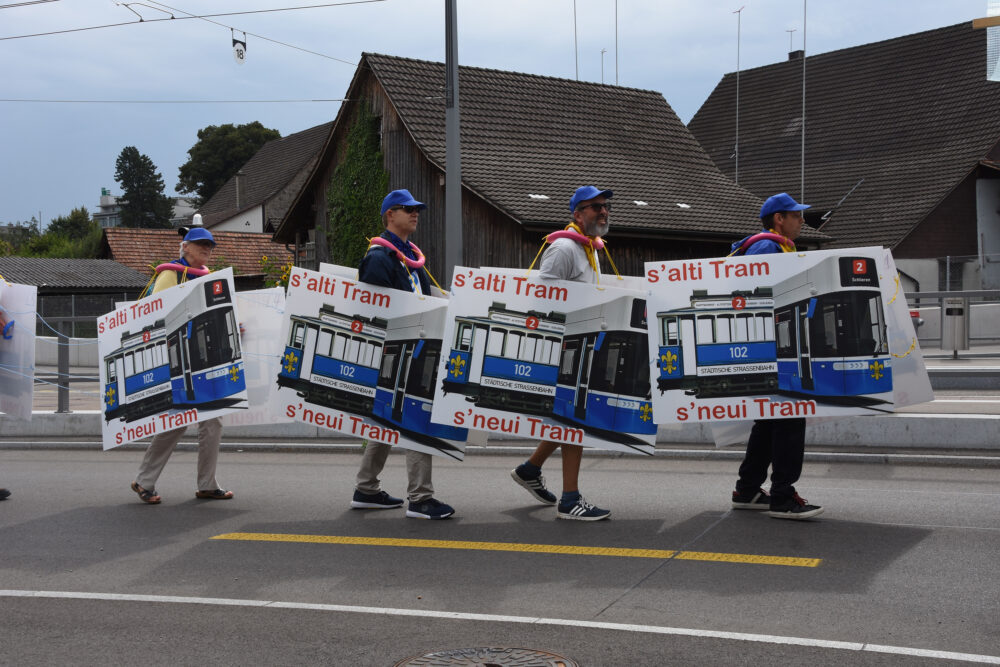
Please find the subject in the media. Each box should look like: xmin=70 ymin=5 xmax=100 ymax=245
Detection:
xmin=0 ymin=0 xmax=991 ymax=227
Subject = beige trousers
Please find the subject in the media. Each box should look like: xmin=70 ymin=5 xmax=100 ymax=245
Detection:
xmin=135 ymin=417 xmax=223 ymax=491
xmin=355 ymin=441 xmax=433 ymax=503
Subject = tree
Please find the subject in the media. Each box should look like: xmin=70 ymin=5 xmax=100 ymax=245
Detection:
xmin=114 ymin=146 xmax=173 ymax=228
xmin=176 ymin=122 xmax=281 ymax=205
xmin=47 ymin=206 xmax=92 ymax=238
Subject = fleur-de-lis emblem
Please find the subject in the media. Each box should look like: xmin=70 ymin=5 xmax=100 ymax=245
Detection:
xmin=870 ymin=360 xmax=884 ymax=381
xmin=660 ymin=350 xmax=678 ymax=375
xmin=283 ymin=351 xmax=299 ymax=373
xmin=639 ymin=403 xmax=652 ymax=422
xmin=449 ymin=355 xmax=466 ymax=378
xmin=229 ymin=365 xmax=240 ymax=382
xmin=105 ymin=386 xmax=116 ymax=406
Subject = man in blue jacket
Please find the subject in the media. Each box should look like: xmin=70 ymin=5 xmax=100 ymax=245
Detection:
xmin=350 ymin=189 xmax=454 ymax=520
xmin=730 ymin=193 xmax=824 ymax=520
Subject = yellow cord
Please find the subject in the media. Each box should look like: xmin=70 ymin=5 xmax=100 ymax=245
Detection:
xmin=886 ymin=274 xmax=900 ymax=306
xmin=0 ymin=272 xmax=11 ymax=286
xmin=891 ymin=336 xmax=917 ymax=359
xmin=525 ymin=242 xmax=548 ymax=276
xmin=423 ymin=265 xmax=445 ymax=295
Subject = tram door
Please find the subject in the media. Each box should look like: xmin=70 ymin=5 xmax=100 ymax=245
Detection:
xmin=575 ymin=335 xmax=596 ymax=420
xmin=181 ymin=323 xmax=195 ymax=401
xmin=301 ymin=325 xmax=319 ymax=380
xmin=393 ymin=342 xmax=413 ymax=422
xmin=679 ymin=317 xmax=696 ymax=378
xmin=798 ymin=307 xmax=814 ymax=390
xmin=468 ymin=324 xmax=487 ymax=384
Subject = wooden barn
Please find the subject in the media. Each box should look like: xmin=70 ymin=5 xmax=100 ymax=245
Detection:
xmin=259 ymin=53 xmax=826 ymax=280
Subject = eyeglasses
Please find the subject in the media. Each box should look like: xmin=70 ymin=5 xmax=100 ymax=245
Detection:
xmin=576 ymin=202 xmax=611 ymax=213
xmin=391 ymin=205 xmax=422 ymax=214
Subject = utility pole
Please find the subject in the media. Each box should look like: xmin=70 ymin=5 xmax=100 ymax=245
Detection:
xmin=801 ymin=0 xmax=807 ymax=201
xmin=614 ymin=0 xmax=619 ymax=85
xmin=734 ymin=6 xmax=744 ymax=184
xmin=444 ymin=0 xmax=463 ymax=284
xmin=601 ymin=48 xmax=607 ymax=84
xmin=573 ymin=0 xmax=579 ymax=80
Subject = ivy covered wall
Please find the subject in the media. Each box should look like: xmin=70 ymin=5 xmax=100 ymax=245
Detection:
xmin=326 ymin=102 xmax=390 ymax=268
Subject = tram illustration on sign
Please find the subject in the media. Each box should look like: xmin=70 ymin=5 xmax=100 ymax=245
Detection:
xmin=655 ymin=255 xmax=891 ymax=405
xmin=278 ymin=302 xmax=467 ymax=456
xmin=442 ymin=302 xmax=566 ymax=416
xmin=103 ymin=277 xmax=247 ymax=422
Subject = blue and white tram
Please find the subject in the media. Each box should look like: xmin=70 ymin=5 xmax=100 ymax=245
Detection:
xmin=164 ymin=277 xmax=247 ymax=410
xmin=554 ymin=295 xmax=655 ymax=448
xmin=103 ymin=320 xmax=171 ymax=422
xmin=772 ymin=255 xmax=891 ymax=402
xmin=372 ymin=306 xmax=467 ymax=457
xmin=443 ymin=302 xmax=565 ymax=415
xmin=656 ymin=288 xmax=777 ymax=398
xmin=278 ymin=304 xmax=386 ymax=414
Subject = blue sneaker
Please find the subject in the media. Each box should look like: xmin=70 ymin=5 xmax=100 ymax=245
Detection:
xmin=511 ymin=466 xmax=557 ymax=505
xmin=406 ymin=498 xmax=455 ymax=520
xmin=557 ymin=496 xmax=611 ymax=521
xmin=350 ymin=489 xmax=403 ymax=509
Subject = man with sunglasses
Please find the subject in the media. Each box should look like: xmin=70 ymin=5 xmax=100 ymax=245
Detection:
xmin=350 ymin=189 xmax=455 ymax=520
xmin=510 ymin=185 xmax=613 ymax=521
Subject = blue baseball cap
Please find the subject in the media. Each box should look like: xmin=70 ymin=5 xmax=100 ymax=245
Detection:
xmin=760 ymin=192 xmax=810 ymax=219
xmin=183 ymin=227 xmax=216 ymax=246
xmin=381 ymin=189 xmax=427 ymax=215
xmin=569 ymin=186 xmax=613 ymax=212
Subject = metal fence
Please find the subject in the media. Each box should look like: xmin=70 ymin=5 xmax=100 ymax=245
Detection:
xmin=905 ymin=290 xmax=1000 ymax=348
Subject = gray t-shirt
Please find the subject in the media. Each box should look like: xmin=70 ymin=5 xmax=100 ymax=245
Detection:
xmin=538 ymin=237 xmax=601 ymax=283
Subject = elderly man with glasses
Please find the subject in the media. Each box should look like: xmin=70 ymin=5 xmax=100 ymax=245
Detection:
xmin=509 ymin=185 xmax=613 ymax=521
xmin=349 ymin=188 xmax=456 ymax=520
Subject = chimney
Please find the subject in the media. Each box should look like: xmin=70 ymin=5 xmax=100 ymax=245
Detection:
xmin=788 ymin=49 xmax=804 ymax=61
xmin=235 ymin=169 xmax=245 ymax=209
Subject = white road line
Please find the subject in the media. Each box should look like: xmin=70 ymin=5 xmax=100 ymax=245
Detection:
xmin=1 ymin=590 xmax=997 ymax=664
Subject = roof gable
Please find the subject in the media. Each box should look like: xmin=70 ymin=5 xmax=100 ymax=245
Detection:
xmin=688 ymin=22 xmax=1000 ymax=248
xmin=361 ymin=53 xmax=771 ymax=238
xmin=198 ymin=122 xmax=333 ymax=228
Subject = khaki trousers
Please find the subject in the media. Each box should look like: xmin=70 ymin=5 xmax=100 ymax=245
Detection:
xmin=355 ymin=441 xmax=433 ymax=503
xmin=135 ymin=417 xmax=223 ymax=492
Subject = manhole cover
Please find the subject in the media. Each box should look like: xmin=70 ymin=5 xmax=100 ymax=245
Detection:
xmin=394 ymin=646 xmax=578 ymax=666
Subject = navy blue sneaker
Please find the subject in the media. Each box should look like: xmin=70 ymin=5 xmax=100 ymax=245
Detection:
xmin=511 ymin=466 xmax=557 ymax=505
xmin=350 ymin=489 xmax=403 ymax=509
xmin=406 ymin=498 xmax=455 ymax=520
xmin=0 ymin=488 xmax=10 ymax=501
xmin=556 ymin=496 xmax=610 ymax=521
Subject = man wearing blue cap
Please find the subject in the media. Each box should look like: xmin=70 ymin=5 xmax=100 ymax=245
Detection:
xmin=130 ymin=226 xmax=234 ymax=504
xmin=729 ymin=193 xmax=823 ymax=520
xmin=350 ymin=188 xmax=455 ymax=519
xmin=509 ymin=185 xmax=613 ymax=521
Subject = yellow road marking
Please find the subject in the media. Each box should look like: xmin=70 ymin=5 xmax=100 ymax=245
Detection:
xmin=211 ymin=533 xmax=820 ymax=568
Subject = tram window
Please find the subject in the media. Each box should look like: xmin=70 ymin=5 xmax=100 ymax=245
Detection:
xmin=776 ymin=311 xmax=795 ymax=357
xmin=143 ymin=347 xmax=154 ymax=371
xmin=868 ymin=295 xmax=888 ymax=354
xmin=135 ymin=350 xmax=147 ymax=373
xmin=735 ymin=314 xmax=752 ymax=342
xmin=558 ymin=339 xmax=580 ymax=384
xmin=813 ymin=303 xmax=839 ymax=356
xmin=547 ymin=337 xmax=561 ymax=365
xmin=406 ymin=349 xmax=439 ymax=399
xmin=358 ymin=341 xmax=374 ymax=367
xmin=487 ymin=329 xmax=505 ymax=357
xmin=124 ymin=353 xmax=134 ymax=377
xmin=156 ymin=342 xmax=166 ymax=367
xmin=290 ymin=322 xmax=305 ymax=348
xmin=106 ymin=358 xmax=116 ymax=381
xmin=345 ymin=337 xmax=361 ymax=363
xmin=505 ymin=331 xmax=523 ymax=359
xmin=378 ymin=346 xmax=398 ymax=385
xmin=331 ymin=333 xmax=347 ymax=360
xmin=661 ymin=316 xmax=679 ymax=346
xmin=316 ymin=330 xmax=333 ymax=358
xmin=717 ymin=315 xmax=733 ymax=343
xmin=371 ymin=342 xmax=383 ymax=368
xmin=225 ymin=312 xmax=239 ymax=358
xmin=168 ymin=335 xmax=180 ymax=375
xmin=758 ymin=314 xmax=774 ymax=341
xmin=456 ymin=323 xmax=473 ymax=351
xmin=696 ymin=316 xmax=715 ymax=344
xmin=522 ymin=334 xmax=538 ymax=362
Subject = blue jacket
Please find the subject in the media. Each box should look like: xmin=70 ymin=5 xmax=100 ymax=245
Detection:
xmin=358 ymin=234 xmax=430 ymax=293
xmin=731 ymin=230 xmax=785 ymax=256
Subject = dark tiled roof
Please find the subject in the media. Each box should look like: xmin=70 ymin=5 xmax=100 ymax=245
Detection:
xmin=364 ymin=53 xmax=780 ymax=239
xmin=197 ymin=122 xmax=334 ymax=228
xmin=0 ymin=257 xmax=148 ymax=288
xmin=688 ymin=22 xmax=1000 ymax=249
xmin=102 ymin=228 xmax=293 ymax=277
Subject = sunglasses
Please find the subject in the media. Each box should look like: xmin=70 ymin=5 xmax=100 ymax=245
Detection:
xmin=392 ymin=205 xmax=422 ymax=214
xmin=576 ymin=202 xmax=611 ymax=213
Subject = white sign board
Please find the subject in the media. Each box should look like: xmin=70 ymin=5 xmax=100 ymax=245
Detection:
xmin=0 ymin=281 xmax=37 ymax=420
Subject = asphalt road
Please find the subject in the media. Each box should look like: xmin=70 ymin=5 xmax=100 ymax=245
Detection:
xmin=0 ymin=448 xmax=998 ymax=666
